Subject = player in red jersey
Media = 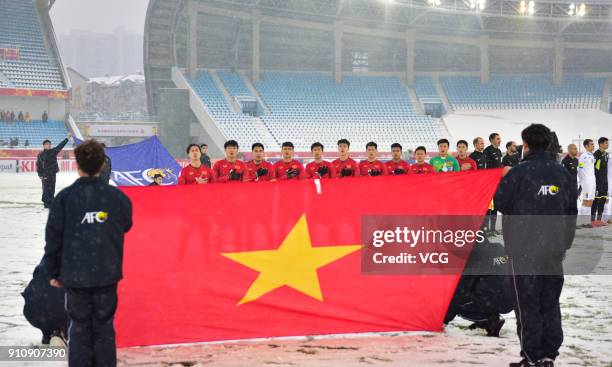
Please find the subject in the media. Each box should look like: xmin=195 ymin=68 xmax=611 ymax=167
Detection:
xmin=359 ymin=142 xmax=388 ymax=176
xmin=385 ymin=142 xmax=411 ymax=175
xmin=178 ymin=144 xmax=214 ymax=185
xmin=456 ymin=140 xmax=478 ymax=171
xmin=212 ymin=140 xmax=248 ymax=183
xmin=332 ymin=138 xmax=360 ymax=178
xmin=410 ymin=146 xmax=435 ymax=174
xmin=273 ymin=141 xmax=305 ymax=180
xmin=246 ymin=143 xmax=275 ymax=182
xmin=305 ymin=142 xmax=336 ymax=179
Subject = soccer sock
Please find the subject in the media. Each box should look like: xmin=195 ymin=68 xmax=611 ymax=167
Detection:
xmin=579 ymin=205 xmax=592 ymax=225
xmin=604 ymin=200 xmax=612 ymax=221
xmin=591 ymin=201 xmax=598 ymax=222
xmin=595 ymin=198 xmax=606 ymax=221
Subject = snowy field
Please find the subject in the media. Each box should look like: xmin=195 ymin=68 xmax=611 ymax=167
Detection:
xmin=1 ymin=172 xmax=610 ymax=367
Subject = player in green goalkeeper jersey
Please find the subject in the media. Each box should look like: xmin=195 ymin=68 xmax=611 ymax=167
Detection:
xmin=430 ymin=138 xmax=460 ymax=173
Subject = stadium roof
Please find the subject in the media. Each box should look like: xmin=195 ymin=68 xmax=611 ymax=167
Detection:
xmin=149 ymin=0 xmax=612 ymax=37
xmin=144 ymin=0 xmax=612 ymax=113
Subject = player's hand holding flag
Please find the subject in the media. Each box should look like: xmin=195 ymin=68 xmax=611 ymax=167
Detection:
xmin=286 ymin=168 xmax=299 ymax=179
xmin=229 ymin=170 xmax=243 ymax=181
xmin=256 ymin=167 xmax=268 ymax=178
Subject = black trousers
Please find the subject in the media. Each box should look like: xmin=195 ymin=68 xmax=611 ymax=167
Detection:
xmin=65 ymin=284 xmax=118 ymax=367
xmin=591 ymin=184 xmax=608 ymax=221
xmin=510 ymin=260 xmax=564 ymax=363
xmin=41 ymin=175 xmax=56 ymax=208
xmin=486 ymin=209 xmax=497 ymax=232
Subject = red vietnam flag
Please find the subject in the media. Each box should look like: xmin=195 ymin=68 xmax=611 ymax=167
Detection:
xmin=116 ymin=169 xmax=503 ymax=347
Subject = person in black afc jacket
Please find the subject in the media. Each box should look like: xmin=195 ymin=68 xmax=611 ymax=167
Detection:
xmin=43 ymin=139 xmax=133 ymax=367
xmin=484 ymin=133 xmax=503 ymax=235
xmin=444 ymin=238 xmax=513 ymax=337
xmin=494 ymin=124 xmax=577 ymax=367
xmin=36 ymin=132 xmax=72 ymax=208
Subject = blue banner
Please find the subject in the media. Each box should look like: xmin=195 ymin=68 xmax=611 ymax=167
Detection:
xmin=77 ymin=136 xmax=180 ymax=186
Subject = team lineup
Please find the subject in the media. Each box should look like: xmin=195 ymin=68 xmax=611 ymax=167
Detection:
xmin=176 ymin=134 xmax=610 ymax=229
xmin=179 ymin=135 xmax=515 ymax=184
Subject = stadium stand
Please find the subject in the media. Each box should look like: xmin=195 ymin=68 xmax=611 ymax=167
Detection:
xmin=188 ymin=70 xmax=278 ymax=149
xmin=217 ymin=71 xmax=253 ymax=97
xmin=188 ymin=70 xmax=447 ymax=151
xmin=414 ymin=76 xmax=445 ymax=117
xmin=0 ymin=120 xmax=68 ymax=148
xmin=253 ymin=72 xmax=444 ymax=151
xmin=441 ymin=75 xmax=604 ymax=110
xmin=414 ymin=77 xmax=442 ymax=104
xmin=0 ymin=0 xmax=65 ymax=90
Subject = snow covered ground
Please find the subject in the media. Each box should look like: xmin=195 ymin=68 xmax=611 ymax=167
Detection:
xmin=1 ymin=172 xmax=610 ymax=367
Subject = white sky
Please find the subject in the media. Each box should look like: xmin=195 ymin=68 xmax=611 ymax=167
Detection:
xmin=50 ymin=0 xmax=149 ymax=35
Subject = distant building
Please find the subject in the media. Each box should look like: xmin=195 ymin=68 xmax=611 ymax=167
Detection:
xmin=66 ymin=68 xmax=148 ymax=120
xmin=58 ymin=28 xmax=143 ymax=77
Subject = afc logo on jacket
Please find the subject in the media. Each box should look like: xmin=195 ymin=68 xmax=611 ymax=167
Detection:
xmin=538 ymin=185 xmax=560 ymax=196
xmin=81 ymin=211 xmax=109 ymax=224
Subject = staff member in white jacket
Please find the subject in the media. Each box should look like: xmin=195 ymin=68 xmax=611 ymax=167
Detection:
xmin=578 ymin=139 xmax=596 ymax=227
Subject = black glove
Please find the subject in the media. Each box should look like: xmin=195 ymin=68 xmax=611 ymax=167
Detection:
xmin=229 ymin=170 xmax=243 ymax=181
xmin=286 ymin=168 xmax=299 ymax=179
xmin=256 ymin=167 xmax=268 ymax=178
xmin=369 ymin=170 xmax=381 ymax=177
xmin=317 ymin=166 xmax=329 ymax=177
xmin=340 ymin=168 xmax=353 ymax=177
xmin=393 ymin=168 xmax=405 ymax=175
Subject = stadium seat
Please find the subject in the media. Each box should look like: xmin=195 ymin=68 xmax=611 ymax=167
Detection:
xmin=188 ymin=70 xmax=447 ymax=151
xmin=441 ymin=75 xmax=604 ymax=111
xmin=0 ymin=0 xmax=65 ymax=90
xmin=0 ymin=120 xmax=68 ymax=148
xmin=217 ymin=71 xmax=253 ymax=97
xmin=188 ymin=71 xmax=279 ymax=149
xmin=254 ymin=72 xmax=443 ymax=151
xmin=414 ymin=77 xmax=442 ymax=104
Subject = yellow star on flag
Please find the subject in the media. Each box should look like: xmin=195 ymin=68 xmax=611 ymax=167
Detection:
xmin=222 ymin=214 xmax=361 ymax=306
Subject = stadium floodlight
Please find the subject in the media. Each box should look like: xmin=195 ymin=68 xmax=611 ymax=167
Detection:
xmin=427 ymin=0 xmax=442 ymax=7
xmin=518 ymin=0 xmax=527 ymax=15
xmin=469 ymin=0 xmax=486 ymax=10
xmin=568 ymin=2 xmax=586 ymax=17
xmin=518 ymin=0 xmax=535 ymax=16
xmin=527 ymin=0 xmax=535 ymax=15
